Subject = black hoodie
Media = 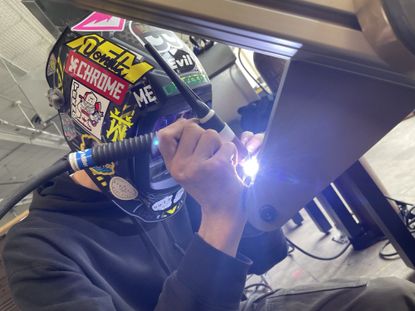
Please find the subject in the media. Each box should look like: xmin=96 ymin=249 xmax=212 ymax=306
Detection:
xmin=3 ymin=174 xmax=287 ymax=311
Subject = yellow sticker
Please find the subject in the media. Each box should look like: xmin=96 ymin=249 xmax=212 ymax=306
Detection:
xmin=106 ymin=105 xmax=135 ymax=142
xmin=79 ymin=134 xmax=115 ymax=179
xmin=166 ymin=205 xmax=177 ymax=215
xmin=66 ymin=34 xmax=153 ymax=84
xmin=91 ymin=163 xmax=115 ymax=176
xmin=79 ymin=134 xmax=100 ymax=150
xmin=57 ymin=57 xmax=64 ymax=91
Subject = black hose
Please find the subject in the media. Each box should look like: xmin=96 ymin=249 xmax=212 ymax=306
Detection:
xmin=286 ymin=238 xmax=352 ymax=261
xmin=0 ymin=157 xmax=71 ymax=219
xmin=0 ymin=133 xmax=156 ymax=220
xmin=92 ymin=132 xmax=155 ymax=166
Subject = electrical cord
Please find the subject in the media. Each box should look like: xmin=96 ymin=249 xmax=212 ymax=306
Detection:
xmin=0 ymin=133 xmax=156 ymax=220
xmin=286 ymin=237 xmax=352 ymax=261
xmin=244 ymin=283 xmax=273 ymax=292
xmin=237 ymin=49 xmax=271 ymax=96
xmin=0 ymin=157 xmax=71 ymax=220
xmin=385 ymin=196 xmax=414 ymax=208
xmin=379 ymin=241 xmax=400 ymax=260
xmin=378 ymin=196 xmax=415 ymax=260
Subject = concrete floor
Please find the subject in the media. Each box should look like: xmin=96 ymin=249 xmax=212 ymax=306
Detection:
xmin=261 ymin=116 xmax=415 ymax=290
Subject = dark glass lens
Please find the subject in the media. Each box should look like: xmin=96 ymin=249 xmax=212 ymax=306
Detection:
xmin=151 ymin=109 xmax=194 ymax=158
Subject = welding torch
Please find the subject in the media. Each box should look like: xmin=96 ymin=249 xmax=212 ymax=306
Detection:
xmin=144 ymin=42 xmax=249 ymax=161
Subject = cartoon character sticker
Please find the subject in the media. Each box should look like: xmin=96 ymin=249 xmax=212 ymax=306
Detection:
xmin=71 ymin=81 xmax=110 ymax=139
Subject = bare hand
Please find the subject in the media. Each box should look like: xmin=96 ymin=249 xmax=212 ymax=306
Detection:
xmin=240 ymin=131 xmax=264 ymax=154
xmin=157 ymin=119 xmax=246 ymax=256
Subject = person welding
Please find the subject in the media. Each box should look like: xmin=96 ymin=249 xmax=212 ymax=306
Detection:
xmin=2 ymin=13 xmax=415 ymax=311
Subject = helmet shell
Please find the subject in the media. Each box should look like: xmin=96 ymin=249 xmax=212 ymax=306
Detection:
xmin=46 ymin=13 xmax=211 ymax=221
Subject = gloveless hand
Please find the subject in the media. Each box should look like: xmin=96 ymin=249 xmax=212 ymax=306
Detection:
xmin=157 ymin=119 xmax=246 ymax=256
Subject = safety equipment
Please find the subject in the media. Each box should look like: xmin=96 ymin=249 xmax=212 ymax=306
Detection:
xmin=45 ymin=13 xmax=212 ymax=222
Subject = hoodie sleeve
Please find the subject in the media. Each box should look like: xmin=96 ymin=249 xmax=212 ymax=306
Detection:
xmin=155 ymin=234 xmax=252 ymax=311
xmin=186 ymin=196 xmax=288 ymax=275
xmin=238 ymin=227 xmax=288 ymax=275
xmin=3 ymin=229 xmax=117 ymax=311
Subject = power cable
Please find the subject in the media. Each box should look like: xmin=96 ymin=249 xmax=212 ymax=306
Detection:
xmin=286 ymin=237 xmax=352 ymax=261
xmin=379 ymin=241 xmax=400 ymax=260
xmin=378 ymin=196 xmax=415 ymax=260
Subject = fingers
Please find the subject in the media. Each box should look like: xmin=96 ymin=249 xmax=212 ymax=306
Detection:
xmin=175 ymin=122 xmax=204 ymax=158
xmin=240 ymin=131 xmax=254 ymax=145
xmin=157 ymin=118 xmax=192 ymax=168
xmin=243 ymin=132 xmax=264 ymax=154
xmin=193 ymin=129 xmax=222 ymax=159
xmin=211 ymin=142 xmax=237 ymax=166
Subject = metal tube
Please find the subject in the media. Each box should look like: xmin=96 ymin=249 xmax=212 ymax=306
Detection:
xmin=15 ymin=102 xmax=35 ymax=128
xmin=0 ymin=118 xmax=63 ymax=140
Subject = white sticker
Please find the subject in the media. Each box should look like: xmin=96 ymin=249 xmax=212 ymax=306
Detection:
xmin=109 ymin=176 xmax=138 ymax=201
xmin=173 ymin=188 xmax=185 ymax=204
xmin=133 ymin=84 xmax=157 ymax=109
xmin=71 ymin=80 xmax=110 ymax=139
xmin=129 ymin=22 xmax=183 ymax=53
xmin=152 ymin=195 xmax=173 ymax=211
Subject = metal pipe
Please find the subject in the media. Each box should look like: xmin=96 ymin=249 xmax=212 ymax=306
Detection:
xmin=0 ymin=130 xmax=68 ymax=150
xmin=15 ymin=101 xmax=35 ymax=128
xmin=0 ymin=118 xmax=63 ymax=140
xmin=59 ymin=0 xmax=415 ymax=87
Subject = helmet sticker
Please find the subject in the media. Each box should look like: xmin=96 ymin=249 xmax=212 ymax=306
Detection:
xmin=72 ymin=12 xmax=126 ymax=32
xmin=165 ymin=205 xmax=178 ymax=216
xmin=164 ymin=49 xmax=195 ymax=74
xmin=66 ymin=34 xmax=153 ymax=84
xmin=110 ymin=176 xmax=138 ymax=200
xmin=129 ymin=22 xmax=195 ymax=75
xmin=79 ymin=133 xmax=101 ymax=149
xmin=71 ymin=80 xmax=110 ymax=139
xmin=90 ymin=163 xmax=115 ymax=176
xmin=51 ymin=56 xmax=64 ymax=91
xmin=151 ymin=195 xmax=173 ymax=211
xmin=129 ymin=22 xmax=183 ymax=53
xmin=47 ymin=53 xmax=57 ymax=77
xmin=132 ymin=84 xmax=158 ymax=109
xmin=78 ymin=134 xmax=115 ymax=187
xmin=173 ymin=188 xmax=185 ymax=204
xmin=65 ymin=50 xmax=129 ymax=105
xmin=143 ymin=32 xmax=183 ymax=54
xmin=106 ymin=105 xmax=135 ymax=142
xmin=163 ymin=72 xmax=209 ymax=96
xmin=59 ymin=113 xmax=77 ymax=141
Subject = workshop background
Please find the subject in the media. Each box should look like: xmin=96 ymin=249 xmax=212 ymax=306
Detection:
xmin=0 ymin=0 xmax=415 ymax=310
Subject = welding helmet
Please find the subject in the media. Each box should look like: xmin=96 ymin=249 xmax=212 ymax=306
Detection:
xmin=45 ymin=12 xmax=211 ymax=221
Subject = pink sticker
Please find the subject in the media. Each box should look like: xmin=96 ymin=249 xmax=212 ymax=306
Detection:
xmin=72 ymin=12 xmax=126 ymax=32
